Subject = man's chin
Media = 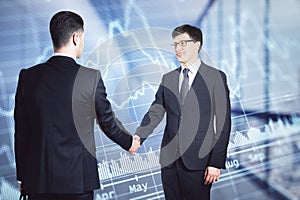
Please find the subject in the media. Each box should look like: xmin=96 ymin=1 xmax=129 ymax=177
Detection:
xmin=177 ymin=57 xmax=186 ymax=64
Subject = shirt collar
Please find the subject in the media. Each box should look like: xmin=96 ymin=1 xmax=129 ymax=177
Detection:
xmin=53 ymin=52 xmax=76 ymax=61
xmin=182 ymin=58 xmax=201 ymax=74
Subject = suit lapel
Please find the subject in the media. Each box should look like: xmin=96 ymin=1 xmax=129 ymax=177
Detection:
xmin=174 ymin=67 xmax=181 ymax=112
xmin=175 ymin=67 xmax=181 ymax=96
xmin=165 ymin=67 xmax=181 ymax=97
xmin=165 ymin=67 xmax=181 ymax=112
xmin=183 ymin=63 xmax=208 ymax=106
xmin=191 ymin=62 xmax=208 ymax=90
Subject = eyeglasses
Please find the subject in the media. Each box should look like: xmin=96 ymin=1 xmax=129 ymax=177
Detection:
xmin=171 ymin=40 xmax=194 ymax=48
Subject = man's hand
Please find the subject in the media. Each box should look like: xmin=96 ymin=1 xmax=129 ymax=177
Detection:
xmin=18 ymin=181 xmax=22 ymax=192
xmin=204 ymin=166 xmax=220 ymax=185
xmin=129 ymin=135 xmax=141 ymax=154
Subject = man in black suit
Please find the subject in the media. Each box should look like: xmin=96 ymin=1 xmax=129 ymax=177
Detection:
xmin=14 ymin=11 xmax=140 ymax=200
xmin=135 ymin=24 xmax=231 ymax=199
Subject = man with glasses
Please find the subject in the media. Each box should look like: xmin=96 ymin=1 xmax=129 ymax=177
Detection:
xmin=135 ymin=24 xmax=231 ymax=199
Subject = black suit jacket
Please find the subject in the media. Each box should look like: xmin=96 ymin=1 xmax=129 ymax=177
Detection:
xmin=14 ymin=56 xmax=132 ymax=194
xmin=136 ymin=62 xmax=231 ymax=170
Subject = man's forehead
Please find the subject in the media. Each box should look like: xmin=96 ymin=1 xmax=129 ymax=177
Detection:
xmin=173 ymin=33 xmax=191 ymax=41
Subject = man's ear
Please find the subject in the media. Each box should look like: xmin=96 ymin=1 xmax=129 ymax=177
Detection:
xmin=196 ymin=41 xmax=201 ymax=52
xmin=72 ymin=32 xmax=80 ymax=46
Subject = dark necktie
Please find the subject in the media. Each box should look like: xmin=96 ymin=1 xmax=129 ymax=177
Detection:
xmin=180 ymin=68 xmax=189 ymax=104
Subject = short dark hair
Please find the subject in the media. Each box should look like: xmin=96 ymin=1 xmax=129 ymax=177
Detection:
xmin=50 ymin=11 xmax=84 ymax=50
xmin=172 ymin=24 xmax=203 ymax=52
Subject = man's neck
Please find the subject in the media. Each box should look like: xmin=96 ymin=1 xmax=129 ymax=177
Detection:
xmin=54 ymin=46 xmax=77 ymax=60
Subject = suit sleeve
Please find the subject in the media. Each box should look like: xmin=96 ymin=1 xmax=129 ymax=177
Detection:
xmin=208 ymin=71 xmax=231 ymax=169
xmin=94 ymin=71 xmax=133 ymax=151
xmin=135 ymin=76 xmax=166 ymax=144
xmin=14 ymin=69 xmax=29 ymax=181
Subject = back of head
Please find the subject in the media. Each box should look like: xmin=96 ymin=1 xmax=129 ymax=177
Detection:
xmin=172 ymin=24 xmax=203 ymax=52
xmin=50 ymin=11 xmax=84 ymax=50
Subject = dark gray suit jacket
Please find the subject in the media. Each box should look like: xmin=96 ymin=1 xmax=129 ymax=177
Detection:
xmin=14 ymin=56 xmax=132 ymax=194
xmin=136 ymin=62 xmax=231 ymax=170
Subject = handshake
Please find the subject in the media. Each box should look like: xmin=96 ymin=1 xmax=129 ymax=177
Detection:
xmin=128 ymin=135 xmax=141 ymax=154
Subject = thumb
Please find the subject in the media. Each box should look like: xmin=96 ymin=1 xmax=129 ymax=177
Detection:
xmin=204 ymin=168 xmax=208 ymax=179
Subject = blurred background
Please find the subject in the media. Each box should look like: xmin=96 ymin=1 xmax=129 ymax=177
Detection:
xmin=0 ymin=0 xmax=300 ymax=199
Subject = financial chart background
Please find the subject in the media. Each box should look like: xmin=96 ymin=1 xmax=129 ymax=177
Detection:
xmin=1 ymin=0 xmax=300 ymax=199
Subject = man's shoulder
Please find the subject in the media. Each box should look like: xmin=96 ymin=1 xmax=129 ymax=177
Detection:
xmin=20 ymin=62 xmax=47 ymax=76
xmin=77 ymin=65 xmax=97 ymax=72
xmin=201 ymin=62 xmax=226 ymax=77
xmin=201 ymin=62 xmax=217 ymax=72
xmin=164 ymin=67 xmax=180 ymax=77
xmin=75 ymin=66 xmax=101 ymax=87
xmin=77 ymin=66 xmax=100 ymax=78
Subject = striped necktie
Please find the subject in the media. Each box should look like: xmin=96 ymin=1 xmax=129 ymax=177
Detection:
xmin=180 ymin=68 xmax=189 ymax=104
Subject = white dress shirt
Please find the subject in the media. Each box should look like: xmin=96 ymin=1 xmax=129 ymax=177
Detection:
xmin=179 ymin=59 xmax=201 ymax=92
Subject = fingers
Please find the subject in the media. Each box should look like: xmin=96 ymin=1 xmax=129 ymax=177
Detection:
xmin=129 ymin=135 xmax=141 ymax=154
xmin=204 ymin=175 xmax=219 ymax=185
xmin=204 ymin=175 xmax=218 ymax=185
xmin=133 ymin=135 xmax=141 ymax=142
xmin=204 ymin=175 xmax=215 ymax=185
